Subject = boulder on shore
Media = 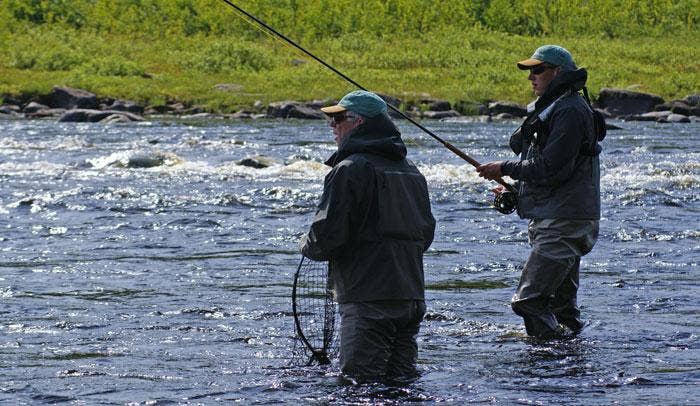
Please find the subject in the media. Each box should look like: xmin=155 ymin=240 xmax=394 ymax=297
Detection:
xmin=597 ymin=88 xmax=664 ymax=117
xmin=454 ymin=101 xmax=489 ymax=116
xmin=635 ymin=111 xmax=673 ymax=121
xmin=22 ymin=101 xmax=50 ymax=114
xmin=106 ymin=99 xmax=145 ymax=114
xmin=625 ymin=110 xmax=691 ymax=123
xmin=654 ymin=100 xmax=700 ymax=117
xmin=684 ymin=94 xmax=700 ymax=107
xmin=266 ymin=101 xmax=325 ymax=119
xmin=493 ymin=112 xmax=519 ymax=120
xmin=26 ymin=108 xmax=66 ymax=118
xmin=0 ymin=105 xmax=20 ymax=116
xmin=488 ymin=101 xmax=527 ymax=117
xmin=421 ymin=99 xmax=451 ymax=112
xmin=58 ymin=109 xmax=144 ymax=123
xmin=44 ymin=86 xmax=99 ymax=110
xmin=22 ymin=101 xmax=66 ymax=117
xmin=662 ymin=113 xmax=691 ymax=123
xmin=422 ymin=110 xmax=461 ymax=119
xmin=623 ymin=111 xmax=669 ymax=121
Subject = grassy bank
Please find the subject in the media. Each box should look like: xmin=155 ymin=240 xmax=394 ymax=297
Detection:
xmin=1 ymin=1 xmax=698 ymax=111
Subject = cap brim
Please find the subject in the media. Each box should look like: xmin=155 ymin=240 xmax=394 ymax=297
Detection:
xmin=517 ymin=58 xmax=543 ymax=70
xmin=320 ymin=105 xmax=347 ymax=114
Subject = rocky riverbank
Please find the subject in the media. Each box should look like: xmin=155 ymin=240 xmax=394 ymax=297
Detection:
xmin=1 ymin=85 xmax=698 ymax=124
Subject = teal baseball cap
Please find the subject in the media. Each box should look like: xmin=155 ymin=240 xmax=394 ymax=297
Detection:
xmin=517 ymin=45 xmax=577 ymax=71
xmin=321 ymin=90 xmax=388 ymax=118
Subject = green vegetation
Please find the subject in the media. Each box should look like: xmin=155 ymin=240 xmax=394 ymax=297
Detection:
xmin=1 ymin=0 xmax=698 ymax=111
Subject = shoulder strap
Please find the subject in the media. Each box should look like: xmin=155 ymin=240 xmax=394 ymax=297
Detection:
xmin=581 ymin=86 xmax=607 ymax=142
xmin=578 ymin=86 xmax=606 ymax=156
xmin=582 ymin=86 xmax=592 ymax=105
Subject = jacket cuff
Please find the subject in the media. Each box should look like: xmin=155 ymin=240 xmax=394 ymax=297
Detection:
xmin=500 ymin=160 xmax=520 ymax=178
xmin=299 ymin=234 xmax=328 ymax=261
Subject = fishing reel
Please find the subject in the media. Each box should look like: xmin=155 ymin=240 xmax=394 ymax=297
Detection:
xmin=494 ymin=190 xmax=518 ymax=214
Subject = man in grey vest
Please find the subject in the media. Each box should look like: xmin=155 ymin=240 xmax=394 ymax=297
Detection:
xmin=300 ymin=90 xmax=435 ymax=380
xmin=477 ymin=45 xmax=601 ymax=339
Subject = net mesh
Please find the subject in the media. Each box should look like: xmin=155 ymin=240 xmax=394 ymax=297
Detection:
xmin=290 ymin=256 xmax=339 ymax=366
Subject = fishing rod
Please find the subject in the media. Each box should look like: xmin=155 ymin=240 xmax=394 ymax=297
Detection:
xmin=219 ymin=0 xmax=517 ymax=212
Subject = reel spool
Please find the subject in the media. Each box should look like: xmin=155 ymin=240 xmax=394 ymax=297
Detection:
xmin=494 ymin=191 xmax=518 ymax=214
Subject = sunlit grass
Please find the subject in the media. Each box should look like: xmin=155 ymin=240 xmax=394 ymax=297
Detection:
xmin=1 ymin=26 xmax=697 ymax=111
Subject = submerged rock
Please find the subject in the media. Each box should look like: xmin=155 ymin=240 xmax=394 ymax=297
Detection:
xmin=125 ymin=153 xmax=169 ymax=168
xmin=237 ymin=155 xmax=277 ymax=168
xmin=97 ymin=151 xmax=182 ymax=168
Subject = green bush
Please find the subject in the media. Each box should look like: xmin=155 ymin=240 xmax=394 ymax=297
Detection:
xmin=182 ymin=40 xmax=274 ymax=73
xmin=79 ymin=57 xmax=146 ymax=77
xmin=10 ymin=44 xmax=83 ymax=71
xmin=6 ymin=0 xmax=86 ymax=28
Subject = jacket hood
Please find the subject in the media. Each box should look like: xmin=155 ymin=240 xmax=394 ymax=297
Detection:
xmin=536 ymin=68 xmax=588 ymax=110
xmin=325 ymin=112 xmax=407 ymax=166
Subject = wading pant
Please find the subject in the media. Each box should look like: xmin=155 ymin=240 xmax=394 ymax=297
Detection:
xmin=511 ymin=219 xmax=598 ymax=339
xmin=338 ymin=300 xmax=426 ymax=382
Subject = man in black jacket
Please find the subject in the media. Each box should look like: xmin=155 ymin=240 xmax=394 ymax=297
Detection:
xmin=477 ymin=45 xmax=600 ymax=339
xmin=300 ymin=90 xmax=435 ymax=381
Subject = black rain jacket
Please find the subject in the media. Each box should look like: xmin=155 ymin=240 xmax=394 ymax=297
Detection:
xmin=300 ymin=113 xmax=435 ymax=303
xmin=502 ymin=68 xmax=601 ymax=220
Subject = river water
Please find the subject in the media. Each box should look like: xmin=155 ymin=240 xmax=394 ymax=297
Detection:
xmin=0 ymin=116 xmax=698 ymax=404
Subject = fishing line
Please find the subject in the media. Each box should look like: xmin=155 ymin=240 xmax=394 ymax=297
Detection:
xmin=218 ymin=0 xmax=517 ymax=209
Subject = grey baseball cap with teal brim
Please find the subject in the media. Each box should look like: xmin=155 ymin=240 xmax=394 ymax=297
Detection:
xmin=517 ymin=45 xmax=577 ymax=71
xmin=321 ymin=90 xmax=388 ymax=118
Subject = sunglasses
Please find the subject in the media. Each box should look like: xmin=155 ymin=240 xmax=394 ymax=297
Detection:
xmin=530 ymin=65 xmax=556 ymax=75
xmin=330 ymin=113 xmax=357 ymax=124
